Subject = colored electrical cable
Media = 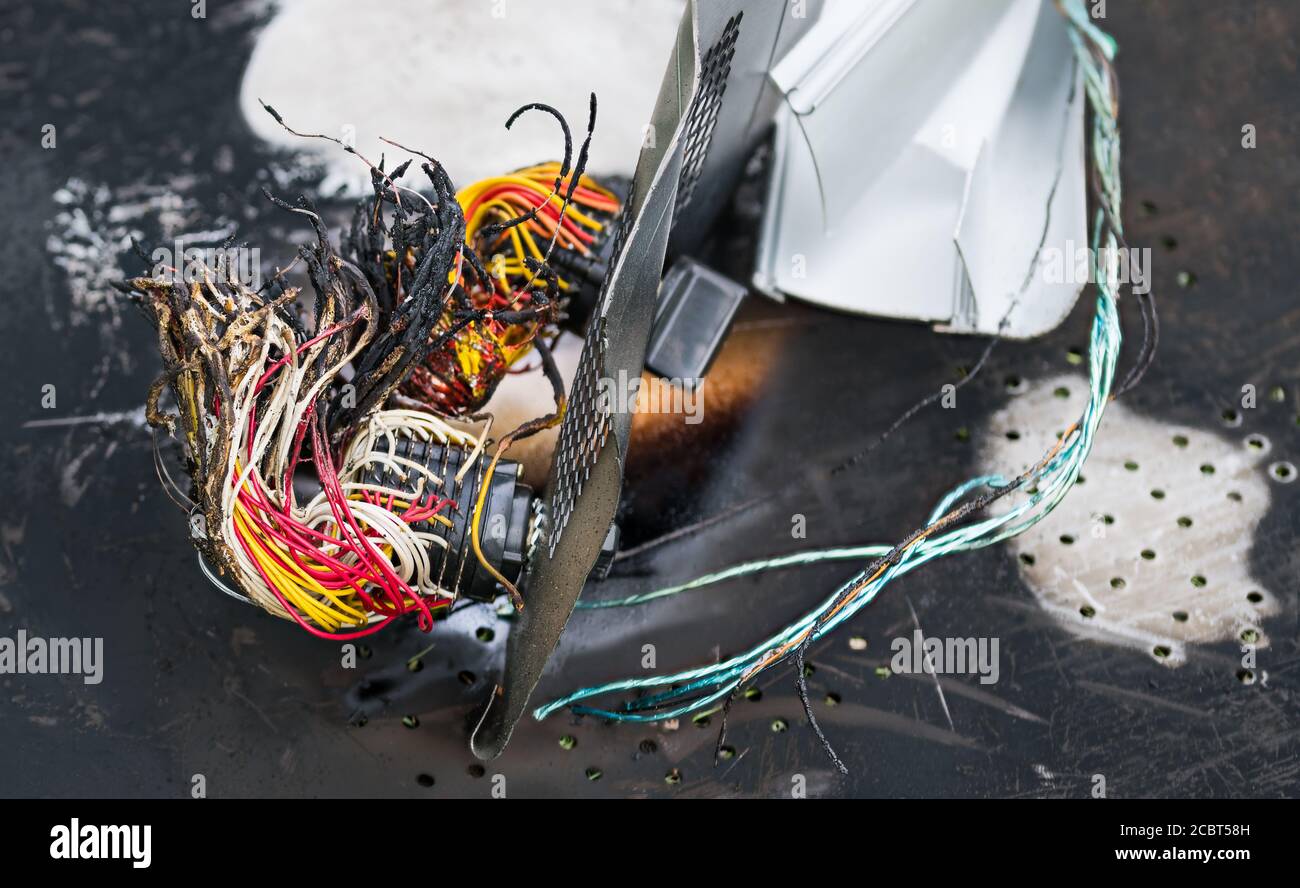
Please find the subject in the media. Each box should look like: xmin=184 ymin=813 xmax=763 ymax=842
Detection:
xmin=536 ymin=0 xmax=1134 ymax=736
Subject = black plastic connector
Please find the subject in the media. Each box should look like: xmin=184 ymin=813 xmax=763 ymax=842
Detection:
xmin=362 ymin=437 xmax=534 ymax=603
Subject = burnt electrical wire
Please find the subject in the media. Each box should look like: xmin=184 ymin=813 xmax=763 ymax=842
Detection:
xmin=124 ymin=96 xmax=619 ymax=636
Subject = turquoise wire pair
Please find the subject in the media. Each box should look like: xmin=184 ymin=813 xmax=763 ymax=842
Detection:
xmin=536 ymin=0 xmax=1125 ymax=724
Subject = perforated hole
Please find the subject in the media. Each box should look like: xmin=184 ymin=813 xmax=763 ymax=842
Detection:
xmin=1269 ymin=461 xmax=1295 ymax=483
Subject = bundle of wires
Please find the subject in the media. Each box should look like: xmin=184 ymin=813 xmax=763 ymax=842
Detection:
xmin=129 ymin=241 xmax=483 ymax=638
xmin=225 ymin=395 xmax=487 ymax=638
xmin=403 ymin=132 xmax=621 ymax=416
xmin=536 ymin=0 xmax=1139 ymax=769
xmin=128 ymin=98 xmax=602 ymax=636
xmin=459 ymin=161 xmax=621 ymax=296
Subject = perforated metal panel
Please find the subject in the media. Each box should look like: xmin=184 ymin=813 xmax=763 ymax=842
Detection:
xmin=547 ymin=179 xmax=637 ymax=555
xmin=473 ymin=2 xmax=774 ymax=760
xmin=673 ymin=12 xmax=742 ymax=221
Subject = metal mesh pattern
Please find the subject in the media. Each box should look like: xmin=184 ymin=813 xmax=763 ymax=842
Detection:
xmin=546 ymin=180 xmax=637 ymax=555
xmin=673 ymin=11 xmax=742 ymax=220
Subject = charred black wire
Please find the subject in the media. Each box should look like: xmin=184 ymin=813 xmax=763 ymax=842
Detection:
xmin=794 ymin=640 xmax=848 ymax=775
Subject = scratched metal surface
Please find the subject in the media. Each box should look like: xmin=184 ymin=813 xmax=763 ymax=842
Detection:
xmin=0 ymin=0 xmax=1296 ymax=798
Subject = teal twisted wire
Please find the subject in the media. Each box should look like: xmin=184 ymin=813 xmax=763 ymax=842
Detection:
xmin=537 ymin=0 xmax=1125 ymax=724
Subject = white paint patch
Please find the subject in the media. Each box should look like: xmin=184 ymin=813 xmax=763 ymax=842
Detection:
xmin=983 ymin=374 xmax=1278 ymax=667
xmin=46 ymin=176 xmax=236 ymax=331
xmin=240 ymin=0 xmax=685 ymax=193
